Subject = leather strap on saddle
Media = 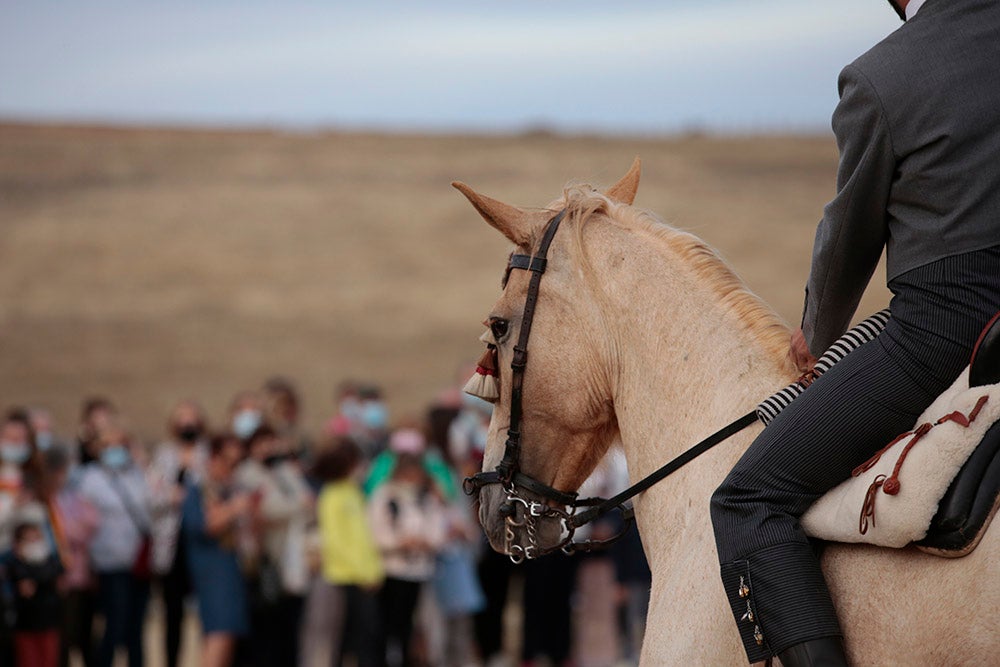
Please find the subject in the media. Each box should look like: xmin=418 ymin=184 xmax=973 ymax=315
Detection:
xmin=970 ymin=310 xmax=1000 ymax=387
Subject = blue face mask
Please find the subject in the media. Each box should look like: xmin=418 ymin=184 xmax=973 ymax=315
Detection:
xmin=361 ymin=401 xmax=388 ymax=430
xmin=232 ymin=410 xmax=262 ymax=440
xmin=101 ymin=445 xmax=130 ymax=469
xmin=0 ymin=441 xmax=30 ymax=465
xmin=35 ymin=432 xmax=54 ymax=451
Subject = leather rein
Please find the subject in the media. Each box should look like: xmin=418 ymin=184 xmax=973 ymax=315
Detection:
xmin=463 ymin=209 xmax=759 ymax=562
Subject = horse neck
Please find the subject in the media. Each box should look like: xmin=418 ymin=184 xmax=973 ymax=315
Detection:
xmin=594 ymin=224 xmax=796 ymax=570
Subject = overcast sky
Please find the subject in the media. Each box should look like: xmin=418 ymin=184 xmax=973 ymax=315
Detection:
xmin=0 ymin=1 xmax=903 ymax=134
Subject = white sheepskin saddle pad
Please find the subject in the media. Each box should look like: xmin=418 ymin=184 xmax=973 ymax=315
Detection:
xmin=801 ymin=367 xmax=1000 ymax=548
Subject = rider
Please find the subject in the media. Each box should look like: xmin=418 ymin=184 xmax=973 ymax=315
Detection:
xmin=710 ymin=1 xmax=1000 ymax=664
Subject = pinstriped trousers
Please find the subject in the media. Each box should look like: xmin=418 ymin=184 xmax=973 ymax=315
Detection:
xmin=710 ymin=246 xmax=1000 ymax=662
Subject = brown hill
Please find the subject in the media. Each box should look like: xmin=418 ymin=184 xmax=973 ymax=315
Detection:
xmin=0 ymin=123 xmax=889 ymax=441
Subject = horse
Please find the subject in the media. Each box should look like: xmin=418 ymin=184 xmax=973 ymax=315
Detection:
xmin=453 ymin=160 xmax=1000 ymax=665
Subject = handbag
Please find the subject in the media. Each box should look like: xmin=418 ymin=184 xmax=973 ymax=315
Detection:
xmin=131 ymin=535 xmax=153 ymax=580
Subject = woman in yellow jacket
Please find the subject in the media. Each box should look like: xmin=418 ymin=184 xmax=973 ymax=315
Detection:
xmin=299 ymin=437 xmax=383 ymax=667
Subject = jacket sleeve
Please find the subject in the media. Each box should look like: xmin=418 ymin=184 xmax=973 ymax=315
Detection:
xmin=802 ymin=64 xmax=896 ymax=355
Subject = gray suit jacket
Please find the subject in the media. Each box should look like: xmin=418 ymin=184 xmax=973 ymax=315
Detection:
xmin=802 ymin=0 xmax=1000 ymax=354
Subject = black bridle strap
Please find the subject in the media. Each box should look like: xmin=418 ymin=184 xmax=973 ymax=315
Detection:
xmin=464 ymin=470 xmax=579 ymax=507
xmin=567 ymin=410 xmax=759 ymax=529
xmin=496 ymin=209 xmax=568 ymax=489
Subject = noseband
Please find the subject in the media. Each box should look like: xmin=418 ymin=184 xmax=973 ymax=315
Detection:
xmin=463 ymin=209 xmax=636 ymax=562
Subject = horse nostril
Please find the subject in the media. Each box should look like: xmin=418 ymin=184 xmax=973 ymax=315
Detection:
xmin=498 ymin=502 xmax=515 ymax=518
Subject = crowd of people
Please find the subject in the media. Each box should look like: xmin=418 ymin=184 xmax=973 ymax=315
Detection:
xmin=0 ymin=374 xmax=650 ymax=667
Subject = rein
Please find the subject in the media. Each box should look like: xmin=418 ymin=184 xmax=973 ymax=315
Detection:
xmin=463 ymin=208 xmax=760 ymax=562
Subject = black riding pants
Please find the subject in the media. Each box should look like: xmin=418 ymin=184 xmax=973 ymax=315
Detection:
xmin=710 ymin=246 xmax=1000 ymax=662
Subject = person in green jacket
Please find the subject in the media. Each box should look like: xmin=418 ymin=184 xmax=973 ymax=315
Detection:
xmin=363 ymin=427 xmax=457 ymax=502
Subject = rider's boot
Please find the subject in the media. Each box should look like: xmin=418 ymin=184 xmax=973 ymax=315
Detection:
xmin=777 ymin=636 xmax=848 ymax=667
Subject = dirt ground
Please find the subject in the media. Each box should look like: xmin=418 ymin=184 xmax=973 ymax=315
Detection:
xmin=0 ymin=122 xmax=891 ymax=441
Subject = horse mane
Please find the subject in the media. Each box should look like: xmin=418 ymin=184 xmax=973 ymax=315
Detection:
xmin=553 ymin=185 xmax=791 ymax=361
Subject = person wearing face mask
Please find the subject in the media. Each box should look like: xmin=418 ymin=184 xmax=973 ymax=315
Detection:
xmin=75 ymin=398 xmax=117 ymax=468
xmin=358 ymin=386 xmax=390 ymax=460
xmin=368 ymin=454 xmax=447 ymax=667
xmin=182 ymin=434 xmax=252 ymax=667
xmin=78 ymin=427 xmax=153 ymax=667
xmin=263 ymin=377 xmax=313 ymax=465
xmin=28 ymin=408 xmax=62 ymax=456
xmin=47 ymin=445 xmax=100 ymax=667
xmin=228 ymin=391 xmax=265 ymax=444
xmin=0 ymin=413 xmax=38 ymax=553
xmin=234 ymin=425 xmax=313 ymax=667
xmin=7 ymin=520 xmax=64 ymax=667
xmin=146 ymin=400 xmax=210 ymax=667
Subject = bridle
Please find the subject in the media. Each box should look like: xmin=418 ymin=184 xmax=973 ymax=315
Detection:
xmin=463 ymin=208 xmax=760 ymax=563
xmin=462 ymin=209 xmax=633 ymax=562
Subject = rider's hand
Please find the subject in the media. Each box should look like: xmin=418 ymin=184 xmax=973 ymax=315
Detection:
xmin=789 ymin=327 xmax=818 ymax=374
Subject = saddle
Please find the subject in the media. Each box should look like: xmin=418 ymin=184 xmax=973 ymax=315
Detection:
xmin=799 ymin=311 xmax=1000 ymax=556
xmin=918 ymin=310 xmax=1000 ymax=556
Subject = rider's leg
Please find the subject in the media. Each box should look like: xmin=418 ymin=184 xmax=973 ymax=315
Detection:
xmin=710 ymin=246 xmax=1000 ymax=664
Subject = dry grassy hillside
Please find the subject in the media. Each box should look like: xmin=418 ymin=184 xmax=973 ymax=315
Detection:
xmin=0 ymin=123 xmax=890 ymax=441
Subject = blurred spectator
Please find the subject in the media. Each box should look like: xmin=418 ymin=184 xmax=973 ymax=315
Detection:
xmin=1 ymin=410 xmax=43 ymax=666
xmin=426 ymin=405 xmax=461 ymax=468
xmin=78 ymin=426 xmax=152 ymax=667
xmin=324 ymin=380 xmax=363 ymax=440
xmin=75 ymin=397 xmax=117 ymax=467
xmin=263 ymin=377 xmax=313 ymax=462
xmin=364 ymin=427 xmax=457 ymax=502
xmin=28 ymin=408 xmax=61 ymax=454
xmin=235 ymin=424 xmax=312 ymax=666
xmin=434 ymin=360 xmax=482 ymax=413
xmin=47 ymin=446 xmax=99 ymax=667
xmin=369 ymin=453 xmax=447 ymax=667
xmin=521 ymin=553 xmax=578 ymax=667
xmin=431 ymin=493 xmax=485 ymax=667
xmin=300 ymin=437 xmax=383 ymax=667
xmin=228 ymin=391 xmax=265 ymax=443
xmin=357 ymin=386 xmax=390 ymax=459
xmin=448 ymin=394 xmax=492 ymax=473
xmin=148 ymin=400 xmax=209 ymax=667
xmin=1 ymin=411 xmax=38 ymax=552
xmin=611 ymin=523 xmax=650 ymax=666
xmin=8 ymin=520 xmax=63 ymax=667
xmin=182 ymin=434 xmax=251 ymax=667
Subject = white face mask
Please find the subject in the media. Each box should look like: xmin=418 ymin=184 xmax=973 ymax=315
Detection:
xmin=21 ymin=539 xmax=51 ymax=564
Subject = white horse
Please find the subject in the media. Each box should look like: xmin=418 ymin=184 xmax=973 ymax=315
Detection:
xmin=454 ymin=160 xmax=1000 ymax=665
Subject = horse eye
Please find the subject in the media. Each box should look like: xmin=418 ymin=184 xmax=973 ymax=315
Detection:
xmin=490 ymin=318 xmax=510 ymax=340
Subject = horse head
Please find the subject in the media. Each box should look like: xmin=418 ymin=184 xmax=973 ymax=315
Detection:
xmin=452 ymin=159 xmax=642 ymax=558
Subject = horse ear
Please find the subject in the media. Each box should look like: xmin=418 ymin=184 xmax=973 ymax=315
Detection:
xmin=605 ymin=157 xmax=641 ymax=205
xmin=452 ymin=182 xmax=547 ymax=246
